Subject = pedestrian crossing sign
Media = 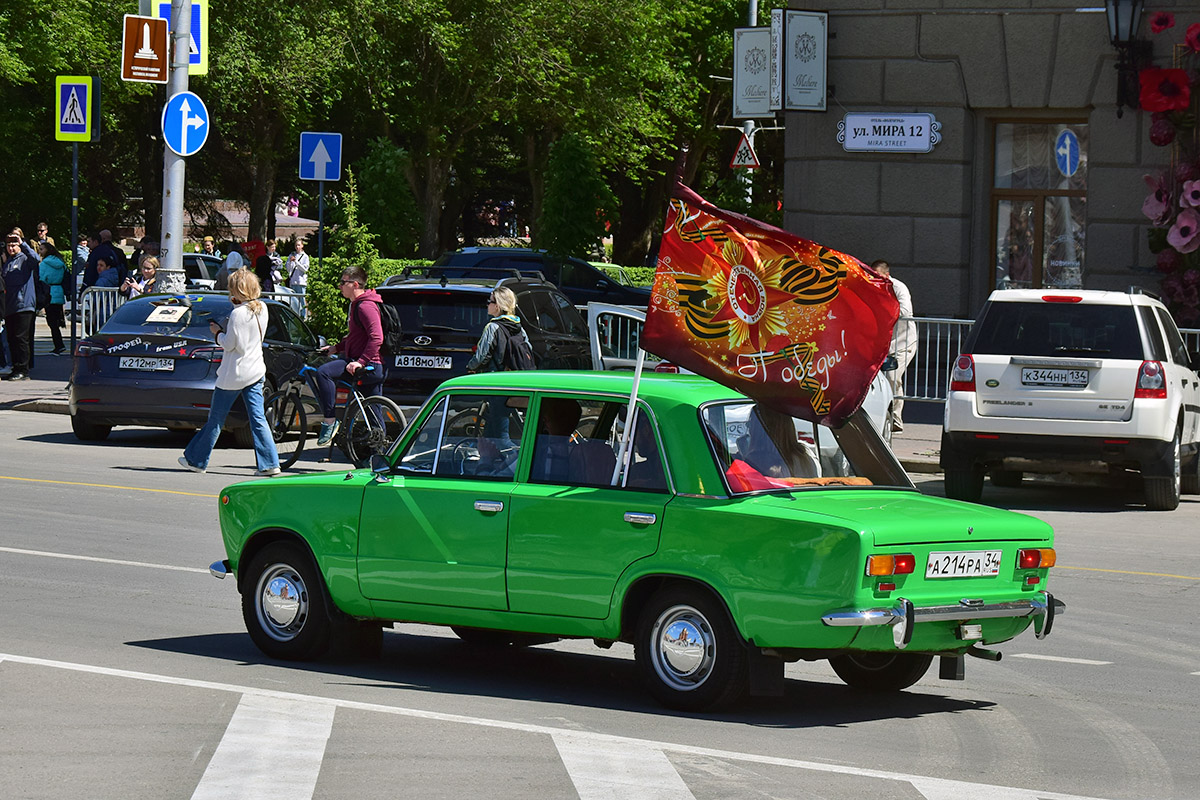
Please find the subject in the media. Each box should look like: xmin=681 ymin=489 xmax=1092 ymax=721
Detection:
xmin=730 ymin=132 xmax=760 ymax=169
xmin=55 ymin=76 xmax=93 ymax=142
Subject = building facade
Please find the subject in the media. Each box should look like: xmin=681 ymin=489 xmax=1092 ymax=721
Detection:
xmin=783 ymin=1 xmax=1197 ymax=318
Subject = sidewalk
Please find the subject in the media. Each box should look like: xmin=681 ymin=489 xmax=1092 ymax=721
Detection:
xmin=0 ymin=314 xmax=944 ymax=473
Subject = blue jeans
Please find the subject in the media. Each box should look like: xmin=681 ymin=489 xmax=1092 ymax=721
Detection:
xmin=314 ymin=359 xmax=383 ymax=419
xmin=184 ymin=379 xmax=278 ymax=470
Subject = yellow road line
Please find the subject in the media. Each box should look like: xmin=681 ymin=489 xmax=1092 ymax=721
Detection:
xmin=0 ymin=474 xmax=217 ymax=498
xmin=1057 ymin=564 xmax=1200 ymax=581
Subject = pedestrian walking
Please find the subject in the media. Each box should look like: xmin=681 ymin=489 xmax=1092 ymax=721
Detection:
xmin=871 ymin=259 xmax=917 ymax=433
xmin=179 ymin=269 xmax=280 ymax=476
xmin=2 ymin=232 xmax=41 ymax=381
xmin=38 ymin=241 xmax=68 ymax=355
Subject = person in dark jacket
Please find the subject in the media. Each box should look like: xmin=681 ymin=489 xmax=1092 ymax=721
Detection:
xmin=466 ymin=286 xmax=529 ymax=373
xmin=2 ymin=233 xmax=41 ymax=380
xmin=313 ymin=265 xmax=384 ymax=445
xmin=254 ymin=254 xmax=275 ymax=293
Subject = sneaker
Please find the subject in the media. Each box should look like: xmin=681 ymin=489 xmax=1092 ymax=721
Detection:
xmin=178 ymin=456 xmax=206 ymax=473
xmin=3 ymin=372 xmax=29 ymax=381
xmin=51 ymin=349 xmax=66 ymax=356
xmin=254 ymin=466 xmax=282 ymax=477
xmin=317 ymin=420 xmax=339 ymax=445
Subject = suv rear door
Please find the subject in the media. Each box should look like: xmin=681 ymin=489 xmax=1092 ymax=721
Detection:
xmin=967 ymin=298 xmax=1143 ymax=421
xmin=378 ymin=287 xmax=490 ymax=402
xmin=1154 ymin=305 xmax=1200 ymax=444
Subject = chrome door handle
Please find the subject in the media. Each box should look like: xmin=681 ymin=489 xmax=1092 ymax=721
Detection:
xmin=474 ymin=500 xmax=504 ymax=513
xmin=623 ymin=512 xmax=657 ymax=525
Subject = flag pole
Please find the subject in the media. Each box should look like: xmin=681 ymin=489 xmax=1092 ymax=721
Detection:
xmin=612 ymin=347 xmax=647 ymax=486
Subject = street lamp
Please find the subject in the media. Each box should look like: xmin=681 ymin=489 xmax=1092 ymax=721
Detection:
xmin=1105 ymin=0 xmax=1150 ymax=117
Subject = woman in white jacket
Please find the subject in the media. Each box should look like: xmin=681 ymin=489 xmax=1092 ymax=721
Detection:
xmin=179 ymin=270 xmax=280 ymax=476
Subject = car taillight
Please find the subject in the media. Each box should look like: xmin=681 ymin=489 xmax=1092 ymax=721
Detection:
xmin=1018 ymin=548 xmax=1056 ymax=569
xmin=75 ymin=341 xmax=105 ymax=356
xmin=1041 ymin=295 xmax=1082 ymax=303
xmin=654 ymin=362 xmax=680 ymax=373
xmin=950 ymin=354 xmax=975 ymax=392
xmin=191 ymin=346 xmax=223 ymax=363
xmin=1134 ymin=360 xmax=1166 ymax=399
xmin=866 ymin=554 xmax=916 ymax=576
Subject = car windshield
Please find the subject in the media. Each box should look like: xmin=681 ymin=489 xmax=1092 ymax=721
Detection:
xmin=385 ymin=290 xmax=491 ymax=334
xmin=702 ymin=401 xmax=912 ymax=494
xmin=101 ymin=296 xmax=232 ymax=336
xmin=970 ymin=301 xmax=1142 ymax=359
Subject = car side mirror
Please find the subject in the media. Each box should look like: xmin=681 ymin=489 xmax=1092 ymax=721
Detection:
xmin=370 ymin=453 xmax=392 ymax=482
xmin=597 ymin=278 xmax=610 ymax=290
xmin=881 ymin=355 xmax=899 ymax=372
xmin=317 ymin=335 xmax=327 ymax=348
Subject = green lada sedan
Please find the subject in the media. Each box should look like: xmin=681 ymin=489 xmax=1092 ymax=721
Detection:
xmin=211 ymin=371 xmax=1063 ymax=711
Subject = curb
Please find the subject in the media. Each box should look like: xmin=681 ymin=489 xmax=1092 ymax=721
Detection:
xmin=15 ymin=399 xmax=70 ymax=415
xmin=900 ymin=459 xmax=941 ymax=475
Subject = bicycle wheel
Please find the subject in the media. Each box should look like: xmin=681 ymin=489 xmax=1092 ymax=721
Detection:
xmin=265 ymin=390 xmax=307 ymax=470
xmin=343 ymin=395 xmax=407 ymax=467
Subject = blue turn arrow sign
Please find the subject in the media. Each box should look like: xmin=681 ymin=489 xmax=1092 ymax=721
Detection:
xmin=299 ymin=132 xmax=342 ymax=181
xmin=161 ymin=91 xmax=209 ymax=157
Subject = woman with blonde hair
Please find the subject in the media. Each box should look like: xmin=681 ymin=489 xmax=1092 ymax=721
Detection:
xmin=179 ymin=269 xmax=280 ymax=476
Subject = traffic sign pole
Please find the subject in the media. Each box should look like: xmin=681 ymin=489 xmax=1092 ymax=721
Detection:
xmin=70 ymin=143 xmax=79 ymax=357
xmin=318 ymin=181 xmax=325 ymax=273
xmin=158 ymin=0 xmax=193 ymax=294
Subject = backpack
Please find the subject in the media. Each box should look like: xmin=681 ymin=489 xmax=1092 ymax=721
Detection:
xmin=355 ymin=299 xmax=403 ymax=361
xmin=494 ymin=321 xmax=536 ymax=371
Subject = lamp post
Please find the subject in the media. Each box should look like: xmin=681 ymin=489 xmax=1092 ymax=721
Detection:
xmin=1105 ymin=0 xmax=1149 ymax=118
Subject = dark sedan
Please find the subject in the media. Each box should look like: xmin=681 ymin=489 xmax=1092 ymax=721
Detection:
xmin=69 ymin=293 xmax=321 ymax=443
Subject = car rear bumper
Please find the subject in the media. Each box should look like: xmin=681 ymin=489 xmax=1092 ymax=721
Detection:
xmin=940 ymin=429 xmax=1174 ymax=473
xmin=822 ymin=591 xmax=1065 ymax=648
xmin=70 ymin=383 xmax=249 ymax=429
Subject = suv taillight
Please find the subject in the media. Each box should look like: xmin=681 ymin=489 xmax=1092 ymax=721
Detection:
xmin=950 ymin=354 xmax=976 ymax=392
xmin=1134 ymin=360 xmax=1167 ymax=399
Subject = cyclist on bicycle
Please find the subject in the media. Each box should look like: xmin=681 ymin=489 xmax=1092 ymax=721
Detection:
xmin=316 ymin=265 xmax=385 ymax=445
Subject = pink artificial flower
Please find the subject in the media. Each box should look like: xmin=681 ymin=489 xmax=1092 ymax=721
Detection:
xmin=1151 ymin=12 xmax=1175 ymax=34
xmin=1143 ymin=174 xmax=1173 ymax=225
xmin=1183 ymin=180 xmax=1200 ymax=208
xmin=1157 ymin=248 xmax=1183 ymax=273
xmin=1188 ymin=23 xmax=1200 ymax=52
xmin=1168 ymin=208 xmax=1200 ymax=253
xmin=1176 ymin=161 xmax=1200 ymax=184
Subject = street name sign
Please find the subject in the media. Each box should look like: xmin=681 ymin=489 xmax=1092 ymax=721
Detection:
xmin=299 ymin=132 xmax=343 ymax=181
xmin=55 ymin=76 xmax=93 ymax=142
xmin=837 ymin=112 xmax=942 ymax=153
xmin=121 ymin=14 xmax=169 ymax=84
xmin=161 ymin=91 xmax=210 ymax=157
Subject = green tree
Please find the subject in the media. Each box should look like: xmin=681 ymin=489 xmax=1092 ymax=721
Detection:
xmin=538 ymin=134 xmax=613 ymax=258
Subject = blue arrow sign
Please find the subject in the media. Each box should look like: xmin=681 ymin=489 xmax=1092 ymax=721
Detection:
xmin=1055 ymin=129 xmax=1080 ymax=178
xmin=161 ymin=91 xmax=209 ymax=157
xmin=299 ymin=132 xmax=342 ymax=181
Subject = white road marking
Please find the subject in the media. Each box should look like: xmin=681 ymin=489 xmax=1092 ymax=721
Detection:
xmin=0 ymin=546 xmax=208 ymax=574
xmin=0 ymin=652 xmax=1116 ymax=800
xmin=191 ymin=694 xmax=335 ymax=800
xmin=554 ymin=732 xmax=696 ymax=800
xmin=1008 ymin=654 xmax=1112 ymax=666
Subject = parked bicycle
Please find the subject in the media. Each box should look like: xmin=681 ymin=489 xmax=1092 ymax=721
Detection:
xmin=264 ymin=363 xmax=407 ymax=470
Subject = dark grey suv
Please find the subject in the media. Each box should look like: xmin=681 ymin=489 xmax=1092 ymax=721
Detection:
xmin=431 ymin=247 xmax=651 ymax=307
xmin=376 ymin=274 xmax=592 ymax=404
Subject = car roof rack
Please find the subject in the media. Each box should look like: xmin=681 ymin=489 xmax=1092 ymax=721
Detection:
xmin=1128 ymin=286 xmax=1164 ymax=302
xmin=388 ymin=265 xmax=549 ymax=284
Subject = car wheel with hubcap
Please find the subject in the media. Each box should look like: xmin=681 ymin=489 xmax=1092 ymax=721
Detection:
xmin=829 ymin=652 xmax=934 ymax=692
xmin=242 ymin=542 xmax=332 ymax=660
xmin=635 ymin=586 xmax=747 ymax=711
xmin=944 ymin=466 xmax=984 ymax=502
xmin=1144 ymin=430 xmax=1181 ymax=511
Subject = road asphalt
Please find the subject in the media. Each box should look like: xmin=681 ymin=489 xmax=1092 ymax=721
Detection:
xmin=0 ymin=313 xmax=944 ymax=474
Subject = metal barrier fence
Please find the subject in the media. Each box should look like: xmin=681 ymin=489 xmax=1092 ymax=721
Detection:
xmin=77 ymin=287 xmax=302 ymax=336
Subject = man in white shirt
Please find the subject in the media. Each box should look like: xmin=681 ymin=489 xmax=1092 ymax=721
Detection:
xmin=872 ymin=260 xmax=917 ymax=433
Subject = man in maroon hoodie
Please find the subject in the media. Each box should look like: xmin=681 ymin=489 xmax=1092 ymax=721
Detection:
xmin=315 ymin=265 xmax=384 ymax=444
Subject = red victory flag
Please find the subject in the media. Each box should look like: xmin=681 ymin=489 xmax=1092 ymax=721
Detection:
xmin=641 ymin=185 xmax=899 ymax=427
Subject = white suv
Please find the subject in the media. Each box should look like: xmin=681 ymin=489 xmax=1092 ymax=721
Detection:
xmin=941 ymin=288 xmax=1200 ymax=510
